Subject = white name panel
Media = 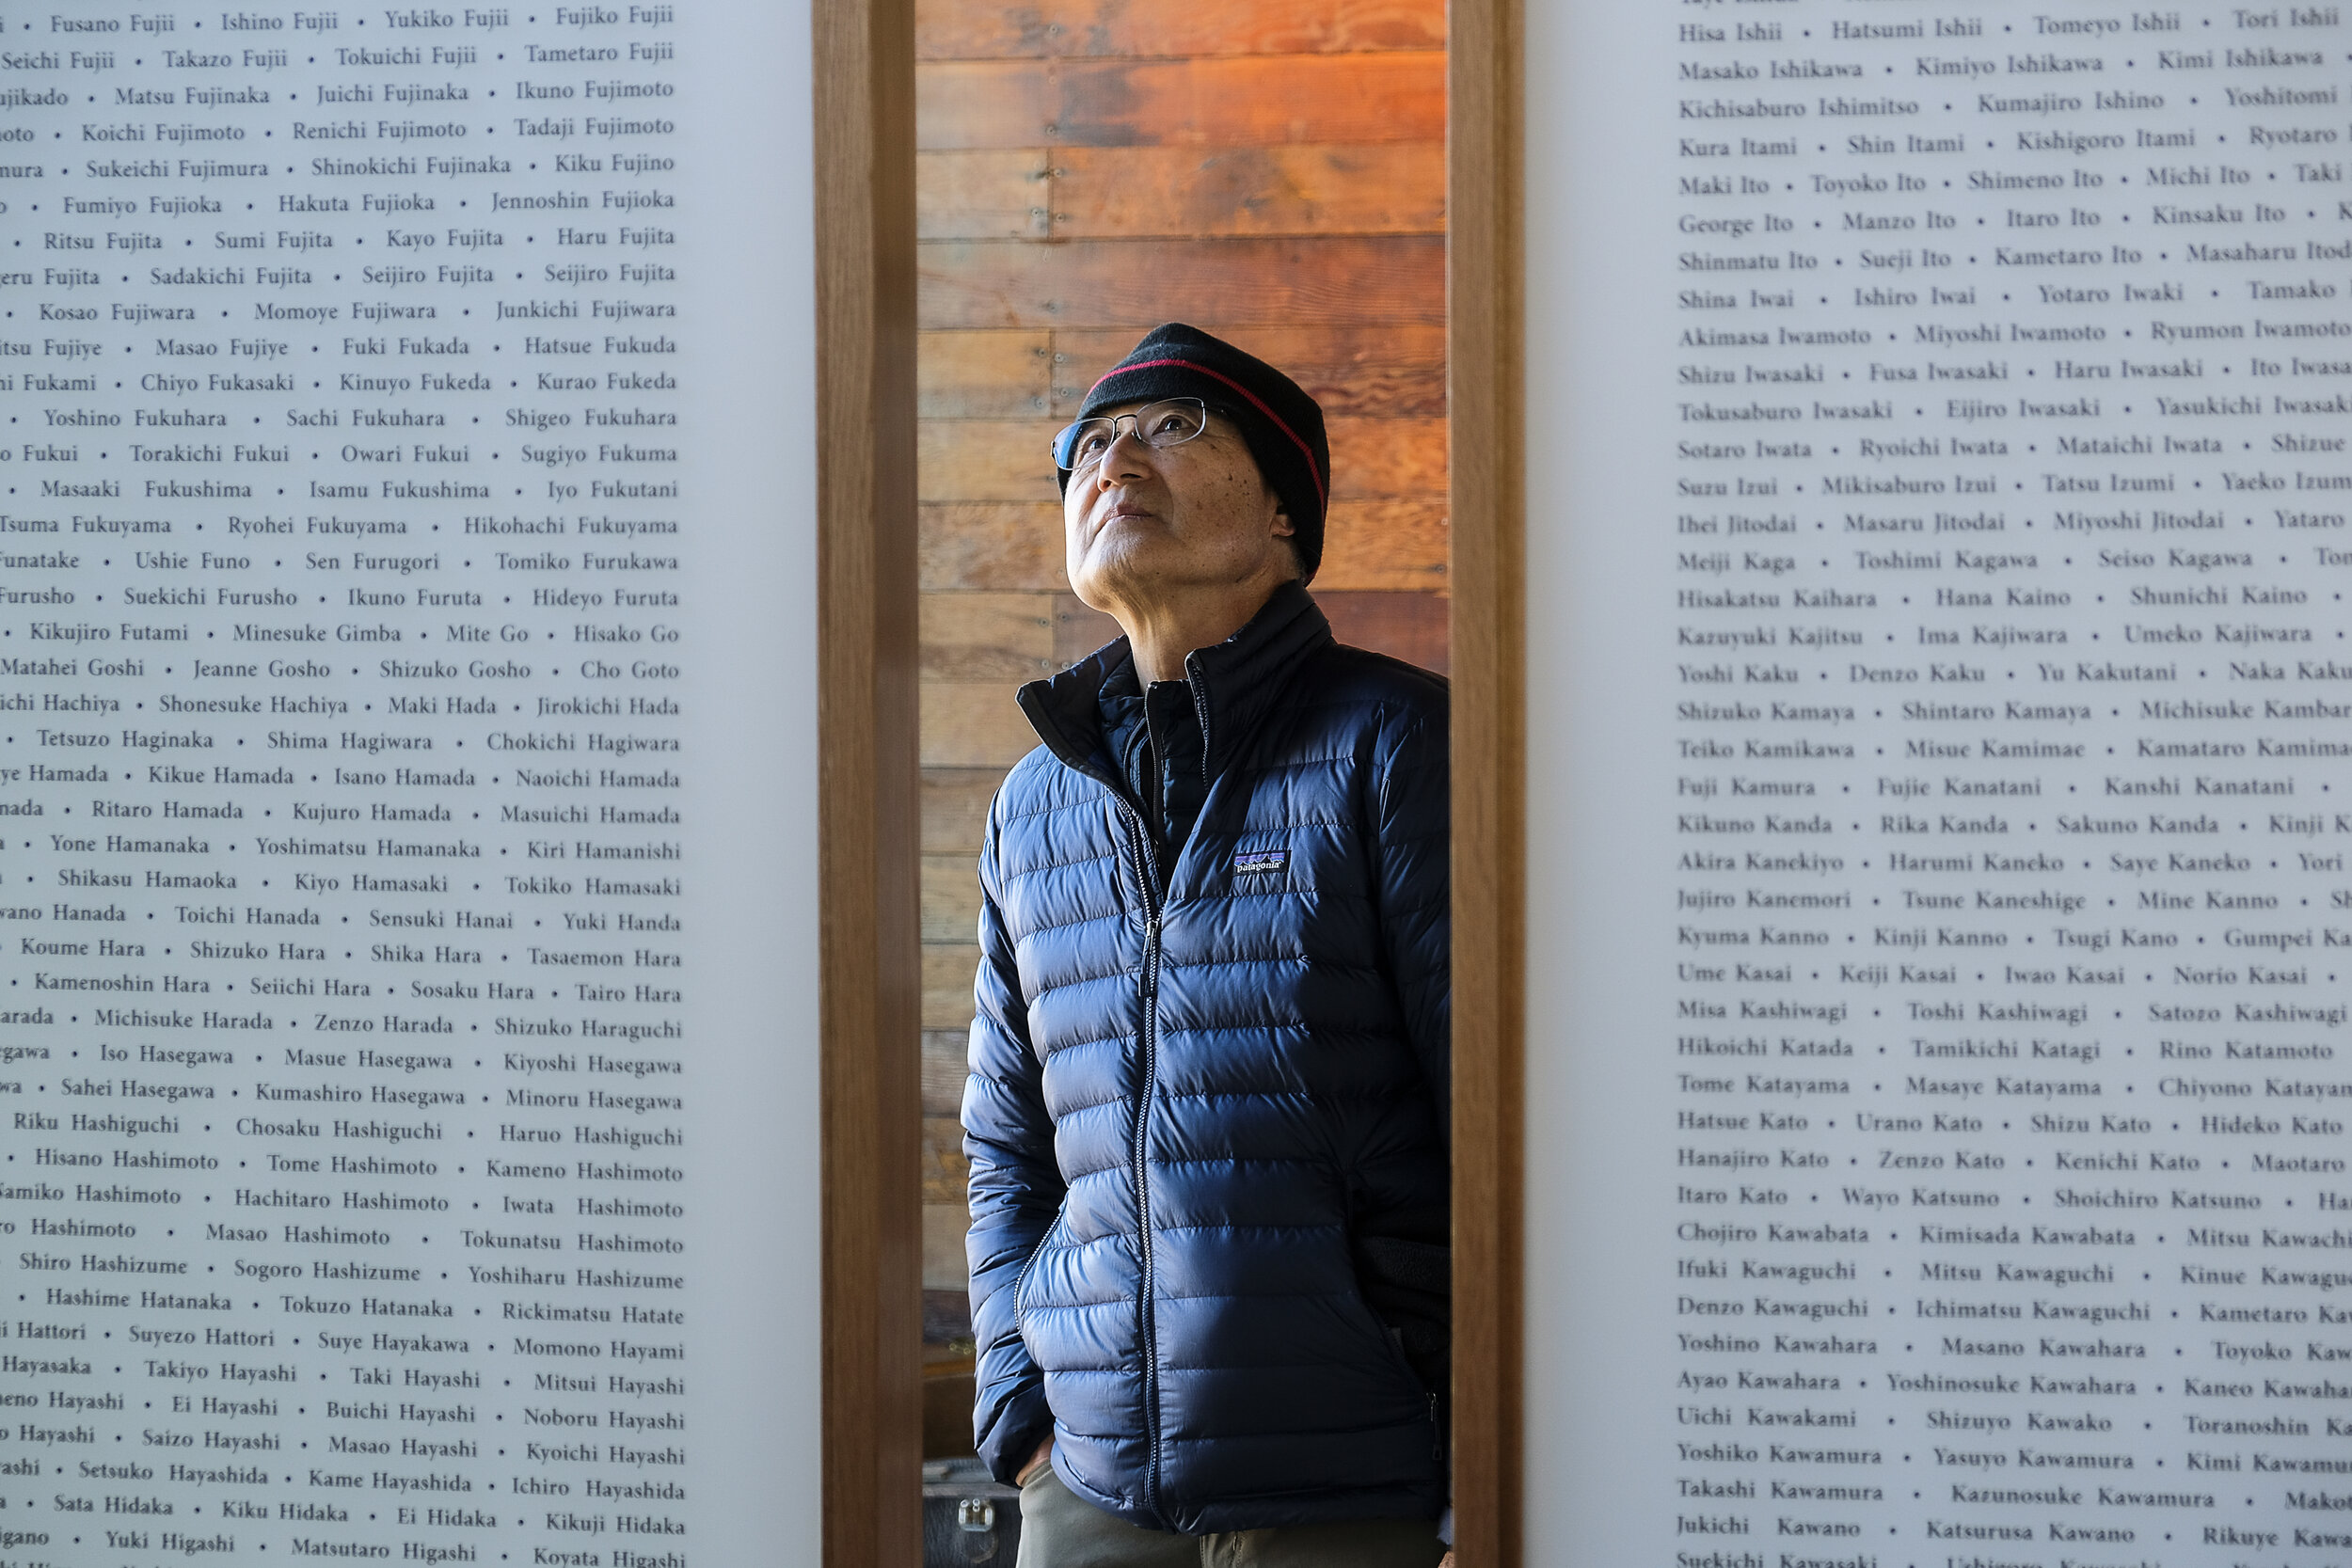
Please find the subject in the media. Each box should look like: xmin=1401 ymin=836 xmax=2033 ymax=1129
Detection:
xmin=1 ymin=3 xmax=821 ymax=1561
xmin=1529 ymin=3 xmax=2351 ymax=1563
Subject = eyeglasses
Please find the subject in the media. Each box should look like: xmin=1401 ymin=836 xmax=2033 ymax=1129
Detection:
xmin=1051 ymin=398 xmax=1212 ymax=475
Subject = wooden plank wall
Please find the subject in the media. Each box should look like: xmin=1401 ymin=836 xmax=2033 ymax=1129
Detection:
xmin=913 ymin=0 xmax=1452 ymax=1410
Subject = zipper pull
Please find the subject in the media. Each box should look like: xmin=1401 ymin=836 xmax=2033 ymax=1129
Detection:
xmin=1428 ymin=1392 xmax=1442 ymax=1460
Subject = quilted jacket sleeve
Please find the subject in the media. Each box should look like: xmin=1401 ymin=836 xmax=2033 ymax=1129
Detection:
xmin=961 ymin=806 xmax=1062 ymax=1484
xmin=1375 ymin=705 xmax=1452 ymax=1148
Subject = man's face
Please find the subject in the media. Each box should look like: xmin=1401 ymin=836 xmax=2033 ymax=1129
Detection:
xmin=1062 ymin=403 xmax=1296 ymax=614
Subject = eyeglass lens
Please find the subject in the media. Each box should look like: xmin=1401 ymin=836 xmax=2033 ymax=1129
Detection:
xmin=1053 ymin=400 xmax=1209 ymax=471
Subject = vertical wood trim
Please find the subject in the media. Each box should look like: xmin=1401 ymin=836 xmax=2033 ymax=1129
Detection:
xmin=817 ymin=0 xmax=924 ymax=1556
xmin=1447 ymin=0 xmax=1524 ymax=1557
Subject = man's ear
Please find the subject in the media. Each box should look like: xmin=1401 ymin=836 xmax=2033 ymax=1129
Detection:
xmin=1270 ymin=506 xmax=1305 ymax=581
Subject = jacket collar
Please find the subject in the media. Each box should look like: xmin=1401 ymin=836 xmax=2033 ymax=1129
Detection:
xmin=1016 ymin=580 xmax=1331 ymax=794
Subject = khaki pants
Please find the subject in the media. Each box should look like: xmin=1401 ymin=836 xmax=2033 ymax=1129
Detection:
xmin=1015 ymin=1465 xmax=1446 ymax=1568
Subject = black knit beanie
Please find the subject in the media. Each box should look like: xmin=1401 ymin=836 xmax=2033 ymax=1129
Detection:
xmin=1063 ymin=323 xmax=1331 ymax=582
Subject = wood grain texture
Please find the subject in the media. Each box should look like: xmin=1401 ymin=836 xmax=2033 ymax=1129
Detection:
xmin=816 ymin=0 xmax=924 ymax=1547
xmin=919 ymin=501 xmax=1068 ymax=591
xmin=921 ymin=850 xmax=989 ymax=942
xmin=1049 ymin=324 xmax=1447 ymax=418
xmin=920 ymin=145 xmax=1446 ymax=244
xmin=1448 ymin=0 xmax=1525 ymax=1553
xmin=1049 ymin=144 xmax=1444 ymax=238
xmin=921 ymin=767 xmax=1003 ymax=854
xmin=921 ymin=1027 xmax=973 ymax=1116
xmin=915 ymin=60 xmax=1052 ymax=150
xmin=921 ymin=1115 xmax=974 ymax=1203
xmin=920 ymin=236 xmax=1446 ymax=330
xmin=916 ymin=0 xmax=1443 ymax=61
xmin=917 ymin=150 xmax=1052 ymax=240
xmin=1315 ymin=499 xmax=1449 ymax=592
xmin=1051 ymin=593 xmax=1122 ymax=666
xmin=919 ymin=329 xmax=1055 ymax=418
xmin=920 ymin=680 xmax=1038 ymax=768
xmin=917 ymin=419 xmax=1058 ymax=503
xmin=1331 ymin=417 xmax=1448 ymax=499
xmin=1045 ymin=53 xmax=1444 ymax=150
xmin=1320 ymin=589 xmax=1450 ymax=674
xmin=919 ymin=591 xmax=1058 ymax=682
xmin=918 ymin=54 xmax=1444 ymax=150
xmin=924 ymin=942 xmax=986 ymax=1030
xmin=923 ymin=1203 xmax=974 ymax=1291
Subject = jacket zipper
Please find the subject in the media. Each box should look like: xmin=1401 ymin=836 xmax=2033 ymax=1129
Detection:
xmin=1118 ymin=808 xmax=1167 ymax=1522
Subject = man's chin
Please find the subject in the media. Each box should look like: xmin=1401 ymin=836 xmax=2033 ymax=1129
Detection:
xmin=1070 ymin=543 xmax=1166 ymax=605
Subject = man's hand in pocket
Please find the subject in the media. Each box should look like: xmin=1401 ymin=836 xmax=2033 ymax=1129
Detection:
xmin=1015 ymin=1436 xmax=1053 ymax=1486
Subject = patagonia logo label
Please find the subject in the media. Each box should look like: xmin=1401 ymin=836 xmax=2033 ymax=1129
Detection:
xmin=1232 ymin=848 xmax=1288 ymax=876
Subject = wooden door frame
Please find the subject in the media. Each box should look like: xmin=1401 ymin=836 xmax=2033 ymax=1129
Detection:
xmin=1446 ymin=0 xmax=1525 ymax=1557
xmin=811 ymin=0 xmax=1525 ymax=1554
xmin=816 ymin=0 xmax=923 ymax=1557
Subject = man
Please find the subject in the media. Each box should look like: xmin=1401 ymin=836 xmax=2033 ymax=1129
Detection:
xmin=962 ymin=324 xmax=1452 ymax=1567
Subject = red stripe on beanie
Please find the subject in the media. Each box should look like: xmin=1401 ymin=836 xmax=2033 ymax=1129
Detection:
xmin=1089 ymin=356 xmax=1327 ymax=506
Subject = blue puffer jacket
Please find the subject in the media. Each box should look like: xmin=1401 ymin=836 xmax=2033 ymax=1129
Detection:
xmin=962 ymin=584 xmax=1450 ymax=1534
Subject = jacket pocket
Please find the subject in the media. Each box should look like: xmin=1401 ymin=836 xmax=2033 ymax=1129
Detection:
xmin=1346 ymin=1234 xmax=1451 ymax=1407
xmin=1375 ymin=1321 xmax=1422 ymax=1392
xmin=1333 ymin=1269 xmax=1420 ymax=1395
xmin=1010 ymin=1219 xmax=1057 ymax=1339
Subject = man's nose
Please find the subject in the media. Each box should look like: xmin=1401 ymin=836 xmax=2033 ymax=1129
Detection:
xmin=1092 ymin=424 xmax=1153 ymax=486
